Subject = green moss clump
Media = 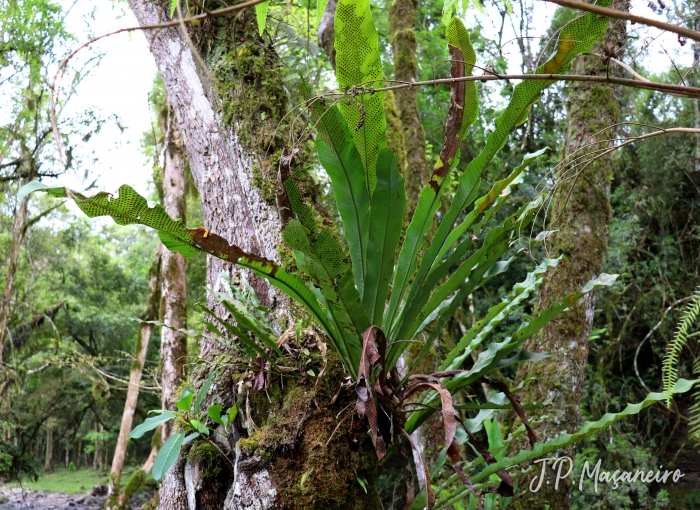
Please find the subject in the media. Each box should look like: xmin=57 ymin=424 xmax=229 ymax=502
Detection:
xmin=186 ymin=441 xmax=223 ymax=479
xmin=123 ymin=469 xmax=145 ymax=498
xmin=234 ymin=348 xmax=380 ymax=509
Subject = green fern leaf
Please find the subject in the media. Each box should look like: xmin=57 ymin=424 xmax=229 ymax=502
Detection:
xmin=423 ymin=4 xmax=612 ymax=304
xmin=16 ymin=182 xmax=352 ymax=370
xmin=334 ymin=0 xmax=386 ymax=192
xmin=255 ymin=0 xmax=269 ymax=36
xmin=307 ymin=98 xmax=371 ymax=298
xmin=362 ymin=149 xmax=405 ymax=325
xmin=663 ymin=286 xmax=700 ymax=407
xmin=446 ymin=18 xmax=478 ymax=139
xmin=434 ymin=379 xmax=697 ymax=506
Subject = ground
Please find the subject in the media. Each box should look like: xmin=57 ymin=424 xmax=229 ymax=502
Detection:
xmin=0 ymin=468 xmax=153 ymax=509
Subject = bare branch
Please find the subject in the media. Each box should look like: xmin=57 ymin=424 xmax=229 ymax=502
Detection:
xmin=545 ymin=0 xmax=700 ymax=44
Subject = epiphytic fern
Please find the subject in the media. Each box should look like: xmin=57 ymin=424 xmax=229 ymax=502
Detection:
xmin=663 ymin=286 xmax=700 ymax=407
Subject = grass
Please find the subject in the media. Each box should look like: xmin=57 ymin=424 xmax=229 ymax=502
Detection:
xmin=0 ymin=466 xmax=151 ymax=494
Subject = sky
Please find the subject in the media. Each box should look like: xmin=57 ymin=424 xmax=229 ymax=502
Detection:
xmin=46 ymin=0 xmax=693 ymax=205
xmin=57 ymin=0 xmax=157 ymax=198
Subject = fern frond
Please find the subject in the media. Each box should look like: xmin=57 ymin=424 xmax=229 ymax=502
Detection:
xmin=662 ymin=286 xmax=700 ymax=407
xmin=688 ymin=357 xmax=700 ymax=446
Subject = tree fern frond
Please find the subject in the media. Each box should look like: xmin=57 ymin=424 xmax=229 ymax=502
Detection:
xmin=662 ymin=287 xmax=700 ymax=407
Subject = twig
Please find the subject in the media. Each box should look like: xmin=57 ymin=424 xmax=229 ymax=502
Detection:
xmin=50 ymin=0 xmax=268 ymax=166
xmin=544 ymin=0 xmax=700 ymax=44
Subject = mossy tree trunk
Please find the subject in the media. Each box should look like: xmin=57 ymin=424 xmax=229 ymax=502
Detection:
xmin=105 ymin=247 xmax=163 ymax=510
xmin=389 ymin=0 xmax=429 ymax=215
xmin=510 ymin=4 xmax=628 ymax=509
xmin=159 ymin=98 xmax=189 ymax=444
xmin=127 ymin=2 xmax=380 ymax=508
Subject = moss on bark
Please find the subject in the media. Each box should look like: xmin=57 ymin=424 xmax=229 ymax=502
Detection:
xmin=508 ymin=8 xmax=628 ymax=508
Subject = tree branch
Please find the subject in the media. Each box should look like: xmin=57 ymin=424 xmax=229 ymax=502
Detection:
xmin=545 ymin=0 xmax=700 ymax=44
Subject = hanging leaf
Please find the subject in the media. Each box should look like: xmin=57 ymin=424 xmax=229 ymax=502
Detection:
xmin=436 ymin=379 xmax=698 ymax=506
xmin=17 ymin=183 xmax=344 ymax=369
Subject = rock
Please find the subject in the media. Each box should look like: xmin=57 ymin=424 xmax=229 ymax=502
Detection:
xmin=89 ymin=484 xmax=107 ymax=496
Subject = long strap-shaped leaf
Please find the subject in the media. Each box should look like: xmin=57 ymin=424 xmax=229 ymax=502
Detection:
xmin=334 ymin=0 xmax=386 ymax=193
xmin=383 ymin=18 xmax=473 ymax=333
xmin=305 ymin=88 xmax=371 ymax=297
xmin=404 ymin=274 xmax=619 ymax=434
xmin=17 ymin=183 xmax=352 ymax=369
xmin=391 ymin=197 xmax=541 ymax=349
xmin=434 ymin=379 xmax=698 ymax=509
xmin=283 ymin=221 xmax=368 ymax=355
xmin=431 ymin=147 xmax=548 ymax=269
xmin=408 ymin=8 xmax=612 ymax=318
xmin=362 ymin=149 xmax=406 ymax=325
xmin=440 ymin=257 xmax=560 ymax=371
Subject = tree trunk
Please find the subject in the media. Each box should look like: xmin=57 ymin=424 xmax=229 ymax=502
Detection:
xmin=44 ymin=424 xmax=53 ymax=473
xmin=388 ymin=0 xmax=430 ymax=215
xmin=510 ymin=4 xmax=628 ymax=509
xmin=106 ymin=246 xmax=163 ymax=510
xmin=157 ymin=96 xmax=191 ymax=509
xmin=0 ymin=193 xmax=28 ymax=362
xmin=126 ymin=3 xmax=379 ymax=509
xmin=159 ymin=99 xmax=189 ymax=443
xmin=116 ymin=444 xmax=160 ymax=509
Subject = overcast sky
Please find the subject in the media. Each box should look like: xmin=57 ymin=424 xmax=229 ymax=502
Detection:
xmin=51 ymin=0 xmax=689 ymax=203
xmin=58 ymin=0 xmax=157 ymax=198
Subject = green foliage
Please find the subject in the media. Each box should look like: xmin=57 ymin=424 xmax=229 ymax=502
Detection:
xmin=334 ymin=0 xmax=386 ymax=191
xmin=128 ymin=371 xmax=238 ymax=482
xmin=434 ymin=380 xmax=696 ymax=508
xmin=662 ymin=286 xmax=700 ymax=406
xmin=255 ymin=1 xmax=269 ymax=35
xmin=152 ymin=432 xmax=185 ymax=482
xmin=16 ymin=4 xmax=681 ymax=506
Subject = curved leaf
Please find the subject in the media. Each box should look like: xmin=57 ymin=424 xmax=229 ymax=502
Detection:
xmin=435 ymin=379 xmax=698 ymax=508
xmin=17 ymin=183 xmax=343 ymax=368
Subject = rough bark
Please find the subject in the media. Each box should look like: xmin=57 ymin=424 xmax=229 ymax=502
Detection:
xmin=159 ymin=101 xmax=189 ymax=443
xmin=0 ymin=193 xmax=28 ymax=363
xmin=510 ymin=5 xmax=628 ymax=509
xmin=126 ymin=2 xmax=379 ymax=508
xmin=388 ymin=0 xmax=430 ymax=215
xmin=105 ymin=246 xmax=163 ymax=510
xmin=318 ymin=0 xmax=338 ymax=69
